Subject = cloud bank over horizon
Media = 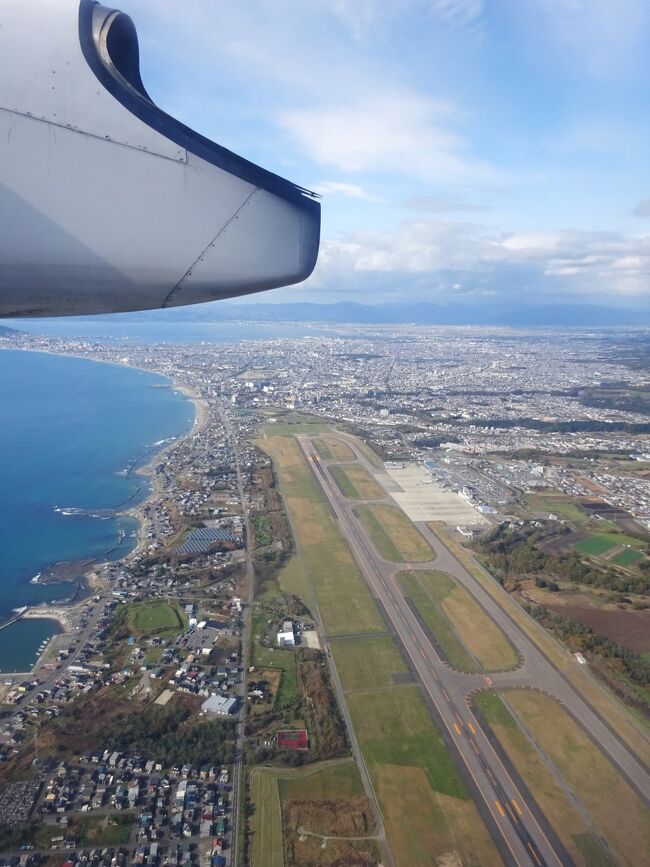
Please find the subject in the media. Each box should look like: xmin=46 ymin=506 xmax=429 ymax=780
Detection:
xmin=121 ymin=0 xmax=650 ymax=309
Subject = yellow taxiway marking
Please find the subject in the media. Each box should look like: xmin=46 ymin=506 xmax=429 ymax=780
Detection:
xmin=512 ymin=799 xmax=523 ymax=816
xmin=528 ymin=842 xmax=542 ymax=866
xmin=468 ymin=721 xmax=476 ymax=734
xmin=453 ymin=723 xmax=461 ymax=736
xmin=495 ymin=800 xmax=506 ymax=817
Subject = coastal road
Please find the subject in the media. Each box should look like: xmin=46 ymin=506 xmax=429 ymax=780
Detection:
xmin=10 ymin=593 xmax=110 ymax=712
xmin=298 ymin=434 xmax=650 ymax=867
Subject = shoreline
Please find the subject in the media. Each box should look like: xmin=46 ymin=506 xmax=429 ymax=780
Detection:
xmin=0 ymin=346 xmax=206 ymax=672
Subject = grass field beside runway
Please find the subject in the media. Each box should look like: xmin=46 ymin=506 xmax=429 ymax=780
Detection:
xmin=259 ymin=434 xmax=384 ymax=636
xmin=313 ymin=435 xmax=355 ymax=462
xmin=474 ymin=691 xmax=615 ymax=867
xmin=355 ymin=504 xmax=433 ymax=562
xmin=312 ymin=437 xmax=334 ymax=460
xmin=504 ymin=689 xmax=650 ymax=867
xmin=330 ymin=463 xmax=385 ymax=500
xmin=331 ymin=635 xmax=408 ymax=691
xmin=418 ymin=569 xmax=518 ymax=671
xmin=398 ymin=571 xmax=476 ymax=671
xmin=346 ymin=685 xmax=502 ymax=867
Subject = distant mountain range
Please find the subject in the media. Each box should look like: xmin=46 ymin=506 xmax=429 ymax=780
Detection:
xmin=100 ymin=300 xmax=650 ymax=327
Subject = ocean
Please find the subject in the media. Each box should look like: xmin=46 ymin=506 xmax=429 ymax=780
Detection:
xmin=10 ymin=319 xmax=334 ymax=344
xmin=0 ymin=349 xmax=195 ymax=671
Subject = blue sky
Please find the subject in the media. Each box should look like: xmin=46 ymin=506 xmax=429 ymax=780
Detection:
xmin=121 ymin=0 xmax=650 ymax=308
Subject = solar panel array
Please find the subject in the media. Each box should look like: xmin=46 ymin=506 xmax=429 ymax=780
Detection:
xmin=175 ymin=527 xmax=236 ymax=555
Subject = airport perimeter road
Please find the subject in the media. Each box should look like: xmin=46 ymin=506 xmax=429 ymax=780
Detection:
xmin=298 ymin=436 xmax=566 ymax=867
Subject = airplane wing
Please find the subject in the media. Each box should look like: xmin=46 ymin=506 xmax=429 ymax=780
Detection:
xmin=0 ymin=0 xmax=320 ymax=317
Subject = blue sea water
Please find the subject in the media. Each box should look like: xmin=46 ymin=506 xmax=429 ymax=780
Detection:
xmin=0 ymin=350 xmax=195 ymax=624
xmin=0 ymin=619 xmax=63 ymax=674
xmin=10 ymin=319 xmax=333 ymax=344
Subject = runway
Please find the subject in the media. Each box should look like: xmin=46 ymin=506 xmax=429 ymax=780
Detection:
xmin=297 ymin=434 xmax=650 ymax=867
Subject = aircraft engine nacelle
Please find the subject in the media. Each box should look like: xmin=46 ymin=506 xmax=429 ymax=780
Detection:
xmin=0 ymin=0 xmax=320 ymax=316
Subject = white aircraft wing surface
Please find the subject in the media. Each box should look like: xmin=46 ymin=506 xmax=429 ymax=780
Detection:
xmin=0 ymin=0 xmax=320 ymax=316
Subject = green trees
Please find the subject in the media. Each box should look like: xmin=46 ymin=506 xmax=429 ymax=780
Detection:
xmin=106 ymin=703 xmax=236 ymax=767
xmin=474 ymin=523 xmax=650 ymax=594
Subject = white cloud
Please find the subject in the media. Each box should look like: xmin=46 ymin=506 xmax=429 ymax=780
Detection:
xmin=279 ymin=92 xmax=492 ymax=182
xmin=312 ymin=220 xmax=650 ymax=298
xmin=312 ymin=181 xmax=381 ymax=201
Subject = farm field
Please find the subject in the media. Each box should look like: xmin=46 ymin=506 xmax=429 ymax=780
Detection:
xmin=331 ymin=635 xmax=408 ymax=691
xmin=258 ymin=434 xmax=384 ymax=636
xmin=413 ymin=569 xmax=518 ymax=671
xmin=249 ymin=761 xmax=378 ymax=867
xmin=611 ymin=547 xmax=645 ymax=567
xmin=330 ymin=463 xmax=385 ymax=500
xmin=505 ymin=690 xmax=650 ymax=867
xmin=355 ymin=504 xmax=433 ymax=562
xmin=277 ymin=758 xmax=365 ymax=801
xmin=346 ymin=685 xmax=501 ymax=867
xmin=574 ymin=532 xmax=646 ymax=557
xmin=524 ymin=493 xmax=587 ymax=524
xmin=250 ymin=768 xmax=284 ymax=867
xmin=545 ymin=604 xmax=650 ymax=653
xmin=474 ymin=691 xmax=614 ymax=867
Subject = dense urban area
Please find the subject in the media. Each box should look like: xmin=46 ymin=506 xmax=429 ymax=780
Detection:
xmin=0 ymin=324 xmax=649 ymax=867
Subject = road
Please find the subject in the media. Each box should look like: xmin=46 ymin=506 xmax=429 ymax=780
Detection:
xmin=297 ymin=434 xmax=650 ymax=867
xmin=11 ymin=593 xmax=109 ymax=711
xmin=219 ymin=400 xmax=254 ymax=867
